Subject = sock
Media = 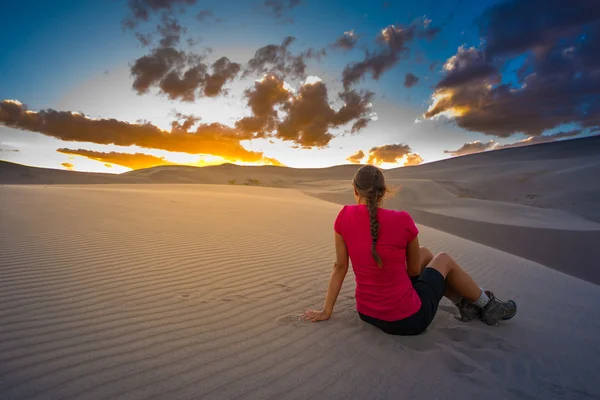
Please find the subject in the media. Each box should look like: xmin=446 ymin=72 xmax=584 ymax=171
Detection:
xmin=471 ymin=289 xmax=490 ymax=308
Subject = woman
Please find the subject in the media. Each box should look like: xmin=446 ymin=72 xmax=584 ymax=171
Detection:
xmin=301 ymin=165 xmax=517 ymax=335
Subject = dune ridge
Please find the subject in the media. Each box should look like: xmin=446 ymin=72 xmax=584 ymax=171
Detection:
xmin=2 ymin=135 xmax=599 ymax=221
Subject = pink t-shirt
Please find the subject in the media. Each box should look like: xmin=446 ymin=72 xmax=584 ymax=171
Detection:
xmin=334 ymin=204 xmax=421 ymax=321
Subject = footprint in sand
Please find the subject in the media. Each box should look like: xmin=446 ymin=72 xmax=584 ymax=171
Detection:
xmin=439 ymin=327 xmax=470 ymax=343
xmin=276 ymin=314 xmax=306 ymax=327
xmin=444 ymin=353 xmax=479 ymax=376
xmin=174 ymin=293 xmax=212 ymax=303
xmin=264 ymin=281 xmax=292 ymax=291
xmin=218 ymin=294 xmax=252 ymax=303
xmin=468 ymin=331 xmax=515 ymax=352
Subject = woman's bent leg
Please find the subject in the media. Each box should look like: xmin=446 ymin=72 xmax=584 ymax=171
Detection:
xmin=425 ymin=252 xmax=517 ymax=325
xmin=426 ymin=253 xmax=481 ymax=301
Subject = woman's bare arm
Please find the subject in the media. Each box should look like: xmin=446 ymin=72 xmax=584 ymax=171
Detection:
xmin=322 ymin=233 xmax=349 ymax=316
xmin=406 ymin=235 xmax=422 ymax=277
xmin=302 ymin=232 xmax=349 ymax=322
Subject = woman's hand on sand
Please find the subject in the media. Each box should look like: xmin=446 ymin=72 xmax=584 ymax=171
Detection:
xmin=301 ymin=309 xmax=330 ymax=322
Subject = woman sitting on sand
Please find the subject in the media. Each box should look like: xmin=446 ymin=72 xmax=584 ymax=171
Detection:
xmin=302 ymin=165 xmax=517 ymax=335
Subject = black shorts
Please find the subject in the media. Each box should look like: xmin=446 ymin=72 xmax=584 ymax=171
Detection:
xmin=358 ymin=268 xmax=446 ymax=336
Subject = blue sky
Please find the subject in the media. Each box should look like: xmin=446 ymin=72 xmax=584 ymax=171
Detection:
xmin=1 ymin=0 xmax=597 ymax=172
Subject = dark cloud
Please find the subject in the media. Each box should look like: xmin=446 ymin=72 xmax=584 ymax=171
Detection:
xmin=61 ymin=162 xmax=74 ymax=170
xmin=170 ymin=112 xmax=201 ymax=131
xmin=330 ymin=31 xmax=359 ymax=50
xmin=203 ymin=57 xmax=242 ymax=97
xmin=156 ymin=12 xmax=186 ymax=47
xmin=424 ymin=0 xmax=600 ymax=137
xmin=186 ymin=37 xmax=200 ymax=47
xmin=135 ymin=32 xmax=153 ymax=47
xmin=131 ymin=47 xmax=187 ymax=94
xmin=366 ymin=143 xmax=421 ymax=166
xmin=195 ymin=9 xmax=213 ymax=22
xmin=275 ymin=80 xmax=335 ymax=147
xmin=342 ymin=17 xmax=440 ymax=89
xmin=404 ymin=73 xmax=419 ymax=88
xmin=57 ymin=148 xmax=177 ymax=170
xmin=123 ymin=0 xmax=196 ymax=29
xmin=302 ymin=47 xmax=327 ymax=61
xmin=350 ymin=118 xmax=370 ymax=134
xmin=130 ymin=47 xmax=240 ymax=101
xmin=434 ymin=46 xmax=499 ymax=89
xmin=276 ymin=80 xmax=373 ymax=147
xmin=444 ymin=140 xmax=498 ymax=156
xmin=236 ymin=75 xmax=374 ymax=147
xmin=244 ymin=37 xmax=307 ymax=80
xmin=264 ymin=0 xmax=301 ymax=19
xmin=0 ymin=100 xmax=277 ymax=164
xmin=346 ymin=150 xmax=365 ymax=164
xmin=235 ymin=75 xmax=292 ymax=136
xmin=480 ymin=0 xmax=600 ymax=58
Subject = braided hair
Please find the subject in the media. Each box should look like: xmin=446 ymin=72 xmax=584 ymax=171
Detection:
xmin=352 ymin=165 xmax=387 ymax=268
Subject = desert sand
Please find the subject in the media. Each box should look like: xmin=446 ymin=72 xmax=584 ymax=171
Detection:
xmin=1 ymin=183 xmax=600 ymax=400
xmin=2 ymin=136 xmax=600 ymax=283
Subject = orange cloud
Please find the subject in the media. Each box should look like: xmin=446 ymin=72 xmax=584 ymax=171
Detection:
xmin=57 ymin=149 xmax=178 ymax=170
xmin=366 ymin=144 xmax=409 ymax=165
xmin=58 ymin=148 xmax=286 ymax=170
xmin=0 ymin=100 xmax=282 ymax=165
xmin=346 ymin=150 xmax=365 ymax=164
xmin=61 ymin=162 xmax=74 ymax=170
xmin=364 ymin=144 xmax=423 ymax=167
xmin=404 ymin=153 xmax=423 ymax=166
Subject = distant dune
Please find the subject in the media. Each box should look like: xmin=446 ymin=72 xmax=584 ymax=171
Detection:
xmin=0 ymin=161 xmax=131 ymax=185
xmin=2 ymin=136 xmax=599 ymax=221
xmin=2 ymin=136 xmax=599 ymax=283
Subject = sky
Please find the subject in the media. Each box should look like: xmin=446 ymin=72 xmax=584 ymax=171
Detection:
xmin=1 ymin=0 xmax=599 ymax=173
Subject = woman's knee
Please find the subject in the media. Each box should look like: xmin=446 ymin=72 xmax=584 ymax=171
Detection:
xmin=427 ymin=252 xmax=452 ymax=276
xmin=433 ymin=252 xmax=450 ymax=262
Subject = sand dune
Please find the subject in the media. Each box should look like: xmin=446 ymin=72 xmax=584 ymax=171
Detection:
xmin=2 ymin=136 xmax=599 ymax=285
xmin=297 ymin=179 xmax=600 ymax=284
xmin=2 ymin=136 xmax=599 ymax=222
xmin=386 ymin=136 xmax=600 ymax=224
xmin=1 ymin=184 xmax=600 ymax=400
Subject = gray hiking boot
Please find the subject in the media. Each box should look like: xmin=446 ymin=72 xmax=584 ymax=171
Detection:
xmin=481 ymin=290 xmax=517 ymax=325
xmin=454 ymin=298 xmax=481 ymax=322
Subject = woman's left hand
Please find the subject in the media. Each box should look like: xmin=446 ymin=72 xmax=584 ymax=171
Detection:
xmin=301 ymin=309 xmax=330 ymax=322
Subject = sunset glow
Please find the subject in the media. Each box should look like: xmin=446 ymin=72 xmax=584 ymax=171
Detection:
xmin=0 ymin=0 xmax=596 ymax=172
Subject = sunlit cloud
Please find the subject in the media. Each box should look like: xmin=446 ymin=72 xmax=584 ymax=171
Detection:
xmin=365 ymin=144 xmax=423 ymax=167
xmin=57 ymin=148 xmax=285 ymax=171
xmin=346 ymin=150 xmax=365 ymax=164
xmin=0 ymin=99 xmax=282 ymax=165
